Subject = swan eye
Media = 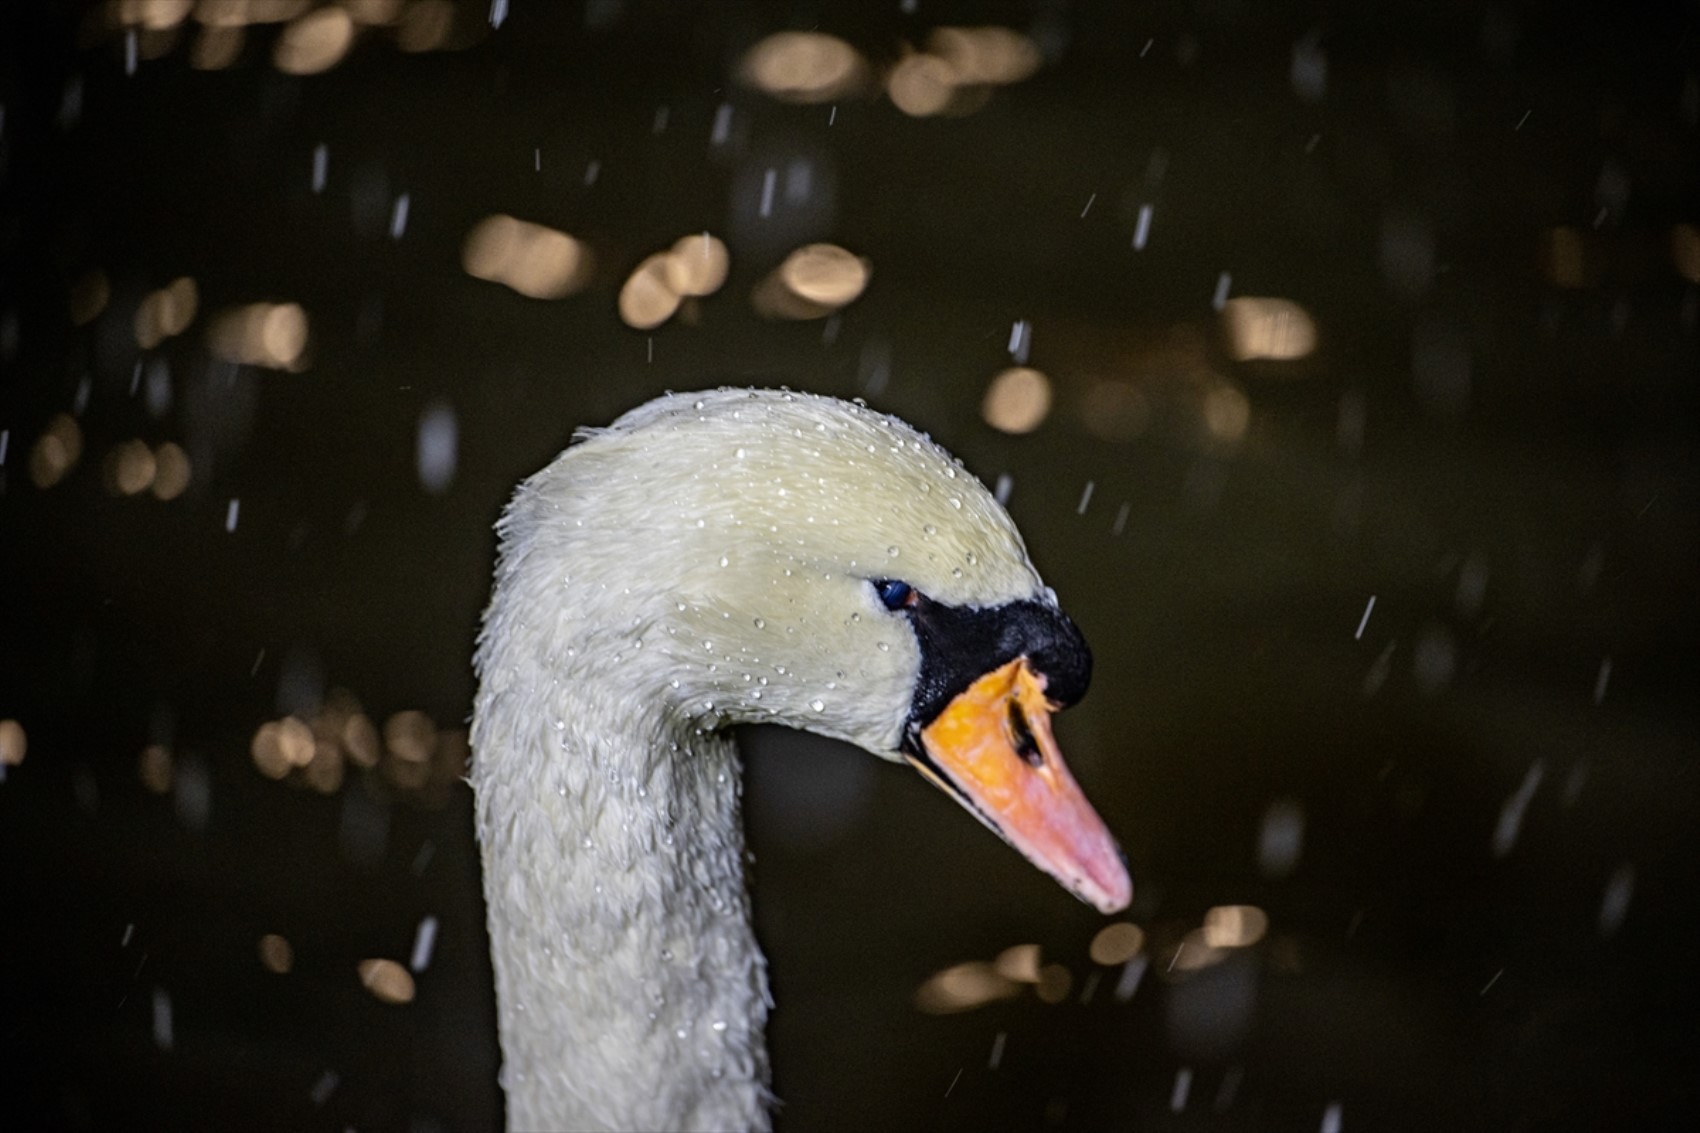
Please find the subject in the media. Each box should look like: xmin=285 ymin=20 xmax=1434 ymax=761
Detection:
xmin=873 ymin=579 xmax=918 ymax=611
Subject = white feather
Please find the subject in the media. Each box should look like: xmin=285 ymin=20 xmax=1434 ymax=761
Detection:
xmin=471 ymin=389 xmax=1047 ymax=1131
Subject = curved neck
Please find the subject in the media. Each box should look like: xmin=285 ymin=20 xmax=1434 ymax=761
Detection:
xmin=472 ymin=677 xmax=772 ymax=1132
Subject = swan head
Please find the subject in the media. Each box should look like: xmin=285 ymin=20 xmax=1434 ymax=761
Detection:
xmin=485 ymin=388 xmax=1130 ymax=913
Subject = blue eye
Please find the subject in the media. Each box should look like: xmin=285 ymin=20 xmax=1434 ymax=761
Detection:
xmin=874 ymin=579 xmax=916 ymax=611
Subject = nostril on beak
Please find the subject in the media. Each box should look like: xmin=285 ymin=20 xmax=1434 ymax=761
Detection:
xmin=1007 ymin=701 xmax=1042 ymax=768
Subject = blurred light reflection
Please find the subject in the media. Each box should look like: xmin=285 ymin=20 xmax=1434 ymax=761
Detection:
xmin=618 ymin=253 xmax=681 ymax=330
xmin=914 ymin=961 xmax=1019 ymax=1014
xmin=274 ymin=8 xmax=355 ymax=73
xmin=752 ymin=243 xmax=869 ymax=321
xmin=258 ymin=933 xmax=294 ymax=974
xmin=1202 ymin=905 xmax=1269 ymax=949
xmin=993 ymin=943 xmax=1041 ymax=984
xmin=1089 ymin=922 xmax=1145 ymax=965
xmin=208 ymin=301 xmax=310 ymax=369
xmin=0 ymin=719 xmax=26 ymax=767
xmin=358 ymin=958 xmax=415 ymax=1004
xmin=30 ymin=414 xmax=85 ymax=489
xmin=981 ymin=367 xmax=1051 ymax=434
xmin=150 ymin=442 xmax=192 ymax=499
xmin=1221 ymin=297 xmax=1316 ymax=362
xmin=738 ymin=32 xmax=866 ymax=104
xmin=929 ymin=27 xmax=1042 ymax=85
xmin=1034 ymin=963 xmax=1073 ymax=1004
xmin=138 ymin=744 xmax=174 ymax=793
xmin=104 ymin=439 xmax=157 ymax=496
xmin=462 ymin=215 xmax=593 ymax=301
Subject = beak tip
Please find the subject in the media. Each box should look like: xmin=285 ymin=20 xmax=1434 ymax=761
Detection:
xmin=1086 ymin=863 xmax=1134 ymax=915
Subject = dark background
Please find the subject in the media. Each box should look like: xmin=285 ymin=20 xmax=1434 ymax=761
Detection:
xmin=2 ymin=1 xmax=1697 ymax=1129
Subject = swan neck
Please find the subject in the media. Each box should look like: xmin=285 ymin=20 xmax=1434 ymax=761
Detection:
xmin=472 ymin=683 xmax=772 ymax=1132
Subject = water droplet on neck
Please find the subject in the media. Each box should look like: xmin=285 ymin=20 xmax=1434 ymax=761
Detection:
xmin=887 ymin=545 xmax=900 ymax=556
xmin=753 ymin=617 xmax=765 ymax=629
xmin=810 ymin=699 xmax=825 ymax=712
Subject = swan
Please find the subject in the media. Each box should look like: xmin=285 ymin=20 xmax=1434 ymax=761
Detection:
xmin=470 ymin=388 xmax=1131 ymax=1132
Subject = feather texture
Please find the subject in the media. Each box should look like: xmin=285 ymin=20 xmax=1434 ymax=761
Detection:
xmin=471 ymin=389 xmax=1049 ymax=1131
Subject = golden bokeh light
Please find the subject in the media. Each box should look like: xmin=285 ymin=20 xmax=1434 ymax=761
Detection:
xmin=1202 ymin=904 xmax=1269 ymax=949
xmin=886 ymin=52 xmax=961 ymax=118
xmin=104 ymin=439 xmax=158 ymax=496
xmin=982 ymin=366 xmax=1052 ymax=434
xmin=30 ymin=414 xmax=86 ymax=490
xmin=138 ymin=744 xmax=174 ymax=794
xmin=279 ymin=715 xmax=315 ymax=767
xmin=258 ymin=933 xmax=294 ymax=974
xmin=69 ymin=269 xmax=111 ymax=327
xmin=738 ymin=31 xmax=866 ymax=104
xmin=248 ymin=695 xmax=460 ymax=803
xmin=384 ymin=709 xmax=437 ymax=763
xmin=928 ymin=26 xmax=1042 ymax=85
xmin=194 ymin=0 xmax=312 ymax=26
xmin=1088 ymin=921 xmax=1146 ymax=966
xmin=274 ymin=7 xmax=355 ymax=75
xmin=0 ymin=719 xmax=26 ymax=767
xmin=115 ymin=0 xmax=194 ymax=30
xmin=462 ymin=215 xmax=594 ymax=301
xmin=1170 ymin=928 xmax=1228 ymax=973
xmin=1221 ymin=296 xmax=1317 ymax=362
xmin=664 ymin=233 xmax=731 ymax=298
xmin=1034 ymin=962 xmax=1073 ymax=1004
xmin=618 ymin=252 xmax=683 ymax=330
xmin=1672 ymin=222 xmax=1700 ymax=284
xmin=343 ymin=712 xmax=380 ymax=767
xmin=913 ymin=961 xmax=1019 ymax=1014
xmin=29 ymin=435 xmax=73 ymax=490
xmin=208 ymin=301 xmax=309 ymax=370
xmin=753 ymin=243 xmax=871 ymax=320
xmin=993 ymin=943 xmax=1041 ymax=984
xmin=134 ymin=277 xmax=199 ymax=349
xmin=778 ymin=243 xmax=869 ymax=308
xmin=1201 ymin=382 xmax=1251 ymax=443
xmin=151 ymin=442 xmax=192 ymax=500
xmin=358 ymin=958 xmax=416 ymax=1004
xmin=250 ymin=721 xmax=289 ymax=779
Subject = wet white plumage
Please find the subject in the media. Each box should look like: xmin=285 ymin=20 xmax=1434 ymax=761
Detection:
xmin=471 ymin=389 xmax=1052 ymax=1131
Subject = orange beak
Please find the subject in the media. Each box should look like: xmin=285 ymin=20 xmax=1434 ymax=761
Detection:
xmin=906 ymin=657 xmax=1132 ymax=914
